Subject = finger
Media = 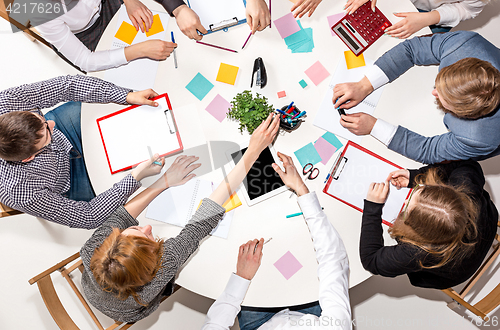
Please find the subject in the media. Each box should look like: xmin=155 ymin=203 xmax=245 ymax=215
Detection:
xmin=192 ymin=27 xmax=203 ymax=41
xmin=196 ymin=21 xmax=208 ymax=35
xmin=272 ymin=163 xmax=284 ymax=177
xmin=383 ymin=180 xmax=390 ymax=194
xmin=250 ymin=239 xmax=259 ymax=254
xmin=174 ymin=155 xmax=186 ymax=163
xmin=146 ymin=10 xmax=154 ymax=29
xmin=384 ymin=20 xmax=405 ymax=33
xmin=130 ymin=16 xmax=140 ymax=32
xmin=179 ymin=173 xmax=196 ymax=185
xmin=371 ymin=0 xmax=377 ymax=11
xmin=290 ymin=0 xmax=303 ymax=12
xmin=251 ymin=18 xmax=259 ymax=34
xmin=368 ymin=182 xmax=376 ymax=191
xmin=147 ymin=89 xmax=159 ymax=99
xmin=255 ymin=238 xmax=264 ymax=255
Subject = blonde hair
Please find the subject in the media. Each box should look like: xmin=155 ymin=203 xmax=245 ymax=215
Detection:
xmin=435 ymin=58 xmax=500 ymax=119
xmin=90 ymin=228 xmax=164 ymax=306
xmin=389 ymin=168 xmax=478 ymax=269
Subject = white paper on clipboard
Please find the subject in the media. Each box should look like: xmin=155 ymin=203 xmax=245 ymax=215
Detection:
xmin=324 ymin=143 xmax=410 ymax=224
xmin=187 ymin=0 xmax=247 ymax=33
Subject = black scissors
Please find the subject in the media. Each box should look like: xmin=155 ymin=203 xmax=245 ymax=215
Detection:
xmin=303 ymin=163 xmax=320 ymax=180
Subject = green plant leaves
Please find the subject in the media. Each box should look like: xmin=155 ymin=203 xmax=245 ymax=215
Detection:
xmin=227 ymin=90 xmax=274 ymax=134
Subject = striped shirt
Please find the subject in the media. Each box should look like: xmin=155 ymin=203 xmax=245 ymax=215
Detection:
xmin=0 ymin=75 xmax=141 ymax=229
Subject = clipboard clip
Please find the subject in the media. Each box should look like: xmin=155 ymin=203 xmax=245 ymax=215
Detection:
xmin=209 ymin=17 xmax=239 ymax=32
xmin=164 ymin=109 xmax=177 ymax=134
xmin=333 ymin=157 xmax=348 ymax=180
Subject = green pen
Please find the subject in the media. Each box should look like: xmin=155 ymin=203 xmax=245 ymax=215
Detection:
xmin=286 ymin=207 xmax=324 ymax=218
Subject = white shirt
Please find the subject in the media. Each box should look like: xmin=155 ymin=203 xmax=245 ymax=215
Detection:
xmin=410 ymin=0 xmax=488 ymax=27
xmin=37 ymin=0 xmax=127 ymax=72
xmin=201 ymin=192 xmax=352 ymax=330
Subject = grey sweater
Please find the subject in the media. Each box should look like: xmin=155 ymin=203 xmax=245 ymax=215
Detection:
xmin=80 ymin=198 xmax=225 ymax=323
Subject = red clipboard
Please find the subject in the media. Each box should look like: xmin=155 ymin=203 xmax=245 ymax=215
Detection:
xmin=323 ymin=141 xmax=411 ymax=226
xmin=96 ymin=93 xmax=183 ymax=174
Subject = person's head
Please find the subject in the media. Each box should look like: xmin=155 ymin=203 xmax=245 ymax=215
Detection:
xmin=90 ymin=225 xmax=164 ymax=305
xmin=0 ymin=111 xmax=55 ymax=162
xmin=389 ymin=168 xmax=478 ymax=269
xmin=433 ymin=58 xmax=500 ymax=119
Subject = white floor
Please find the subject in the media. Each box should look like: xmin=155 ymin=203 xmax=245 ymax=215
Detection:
xmin=2 ymin=3 xmax=500 ymax=330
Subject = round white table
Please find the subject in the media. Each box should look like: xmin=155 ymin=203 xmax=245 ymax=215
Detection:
xmin=83 ymin=0 xmax=443 ymax=307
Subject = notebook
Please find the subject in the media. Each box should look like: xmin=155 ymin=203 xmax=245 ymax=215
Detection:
xmin=313 ymin=56 xmax=385 ymax=144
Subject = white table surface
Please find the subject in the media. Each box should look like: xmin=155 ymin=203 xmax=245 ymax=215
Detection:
xmin=82 ymin=0 xmax=443 ymax=307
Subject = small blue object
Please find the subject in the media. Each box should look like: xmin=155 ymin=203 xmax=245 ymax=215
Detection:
xmin=171 ymin=31 xmax=175 ymax=43
xmin=322 ymin=132 xmax=343 ymax=149
xmin=295 ymin=111 xmax=306 ymax=119
xmin=287 ymin=101 xmax=294 ymax=109
xmin=286 ymin=211 xmax=303 ymax=218
xmin=294 ymin=143 xmax=322 ymax=168
xmin=276 ymin=109 xmax=291 ymax=117
xmin=299 ymin=79 xmax=308 ymax=88
xmin=153 ymin=160 xmax=162 ymax=166
xmin=186 ymin=73 xmax=214 ymax=101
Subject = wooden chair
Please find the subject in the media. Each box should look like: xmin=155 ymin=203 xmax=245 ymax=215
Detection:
xmin=442 ymin=221 xmax=500 ymax=321
xmin=0 ymin=202 xmax=22 ymax=217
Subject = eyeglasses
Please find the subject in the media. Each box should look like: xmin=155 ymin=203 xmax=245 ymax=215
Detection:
xmin=400 ymin=184 xmax=423 ymax=219
xmin=31 ymin=121 xmax=53 ymax=157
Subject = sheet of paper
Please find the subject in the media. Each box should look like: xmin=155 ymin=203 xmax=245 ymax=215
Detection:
xmin=313 ymin=57 xmax=385 ymax=143
xmin=211 ymin=209 xmax=234 ymax=239
xmin=114 ymin=21 xmax=138 ymax=45
xmin=186 ymin=72 xmax=214 ymax=101
xmin=305 ymin=61 xmax=330 ymax=86
xmin=344 ymin=51 xmax=366 ymax=69
xmin=327 ymin=13 xmax=344 ymax=36
xmin=97 ymin=98 xmax=181 ymax=173
xmin=145 ymin=14 xmax=165 ymax=37
xmin=104 ymin=6 xmax=169 ymax=91
xmin=188 ymin=0 xmax=246 ymax=32
xmin=299 ymin=79 xmax=308 ymax=88
xmin=216 ymin=63 xmax=239 ymax=85
xmin=205 ymin=94 xmax=231 ymax=122
xmin=274 ymin=251 xmax=303 ymax=280
xmin=325 ymin=144 xmax=411 ymax=224
xmin=322 ymin=132 xmax=343 ymax=149
xmin=294 ymin=143 xmax=322 ymax=168
xmin=314 ymin=137 xmax=338 ymax=165
xmin=274 ymin=13 xmax=301 ymax=39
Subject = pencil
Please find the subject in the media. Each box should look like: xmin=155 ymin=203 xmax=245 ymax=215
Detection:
xmin=242 ymin=32 xmax=252 ymax=49
xmin=269 ymin=0 xmax=272 ymax=28
xmin=254 ymin=237 xmax=272 ymax=253
xmin=196 ymin=41 xmax=238 ymax=53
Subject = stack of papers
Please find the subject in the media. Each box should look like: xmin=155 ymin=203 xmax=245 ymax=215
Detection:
xmin=273 ymin=13 xmax=314 ymax=53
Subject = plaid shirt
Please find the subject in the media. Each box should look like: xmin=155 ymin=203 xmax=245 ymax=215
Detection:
xmin=0 ymin=75 xmax=141 ymax=229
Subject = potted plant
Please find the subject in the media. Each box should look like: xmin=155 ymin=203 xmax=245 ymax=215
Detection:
xmin=228 ymin=90 xmax=274 ymax=134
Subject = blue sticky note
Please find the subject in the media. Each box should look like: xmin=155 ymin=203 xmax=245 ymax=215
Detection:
xmin=292 ymin=28 xmax=314 ymax=53
xmin=285 ymin=29 xmax=309 ymax=48
xmin=294 ymin=143 xmax=322 ymax=168
xmin=186 ymin=73 xmax=214 ymax=101
xmin=322 ymin=132 xmax=343 ymax=149
xmin=299 ymin=79 xmax=308 ymax=88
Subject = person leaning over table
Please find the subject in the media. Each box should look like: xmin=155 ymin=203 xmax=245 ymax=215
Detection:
xmin=80 ymin=114 xmax=280 ymax=323
xmin=332 ymin=31 xmax=500 ymax=164
xmin=343 ymin=0 xmax=489 ymax=38
xmin=201 ymin=152 xmax=352 ymax=330
xmin=0 ymin=75 xmax=165 ymax=229
xmin=360 ymin=160 xmax=497 ymax=289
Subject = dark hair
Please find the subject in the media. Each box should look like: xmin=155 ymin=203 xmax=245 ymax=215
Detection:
xmin=0 ymin=112 xmax=45 ymax=161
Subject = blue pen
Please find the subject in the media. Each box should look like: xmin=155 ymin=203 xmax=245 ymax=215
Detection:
xmin=324 ymin=173 xmax=330 ymax=183
xmin=276 ymin=109 xmax=292 ymax=117
xmin=171 ymin=31 xmax=178 ymax=69
xmin=294 ymin=111 xmax=306 ymax=119
xmin=286 ymin=207 xmax=324 ymax=218
xmin=287 ymin=101 xmax=294 ymax=110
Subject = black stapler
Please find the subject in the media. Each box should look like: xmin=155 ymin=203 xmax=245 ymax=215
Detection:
xmin=251 ymin=57 xmax=267 ymax=88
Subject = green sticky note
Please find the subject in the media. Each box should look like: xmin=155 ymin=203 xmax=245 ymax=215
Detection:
xmin=299 ymin=79 xmax=308 ymax=88
xmin=294 ymin=143 xmax=322 ymax=168
xmin=322 ymin=132 xmax=343 ymax=149
xmin=186 ymin=73 xmax=214 ymax=101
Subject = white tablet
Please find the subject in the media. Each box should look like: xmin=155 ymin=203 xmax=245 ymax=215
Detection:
xmin=226 ymin=142 xmax=288 ymax=206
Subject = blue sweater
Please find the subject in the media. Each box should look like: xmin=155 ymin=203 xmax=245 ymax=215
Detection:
xmin=375 ymin=31 xmax=500 ymax=164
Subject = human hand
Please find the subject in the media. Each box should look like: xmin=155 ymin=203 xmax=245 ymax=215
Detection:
xmin=291 ymin=0 xmax=322 ymax=18
xmin=126 ymin=89 xmax=159 ymax=107
xmin=139 ymin=40 xmax=176 ymax=60
xmin=124 ymin=0 xmax=153 ymax=32
xmin=131 ymin=153 xmax=165 ymax=181
xmin=387 ymin=169 xmax=410 ymax=190
xmin=247 ymin=113 xmax=280 ymax=155
xmin=385 ymin=11 xmax=439 ymax=39
xmin=236 ymin=238 xmax=264 ymax=280
xmin=339 ymin=113 xmax=377 ymax=135
xmin=272 ymin=152 xmax=309 ymax=196
xmin=332 ymin=76 xmax=374 ymax=110
xmin=367 ymin=181 xmax=390 ymax=203
xmin=172 ymin=5 xmax=207 ymax=40
xmin=161 ymin=155 xmax=201 ymax=188
xmin=245 ymin=0 xmax=270 ymax=34
xmin=344 ymin=0 xmax=375 ymax=15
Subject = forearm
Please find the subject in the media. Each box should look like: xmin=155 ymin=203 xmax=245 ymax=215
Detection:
xmin=156 ymin=0 xmax=186 ymax=16
xmin=124 ymin=178 xmax=168 ymax=218
xmin=435 ymin=1 xmax=485 ymax=27
xmin=124 ymin=44 xmax=144 ymax=62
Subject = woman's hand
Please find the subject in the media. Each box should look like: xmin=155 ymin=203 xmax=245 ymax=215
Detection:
xmin=387 ymin=169 xmax=410 ymax=190
xmin=367 ymin=181 xmax=390 ymax=203
xmin=384 ymin=11 xmax=440 ymax=39
xmin=162 ymin=155 xmax=201 ymax=188
xmin=126 ymin=89 xmax=159 ymax=106
xmin=131 ymin=153 xmax=165 ymax=181
xmin=291 ymin=0 xmax=322 ymax=18
xmin=172 ymin=5 xmax=208 ymax=40
xmin=247 ymin=113 xmax=280 ymax=155
xmin=272 ymin=152 xmax=309 ymax=196
xmin=344 ymin=0 xmax=375 ymax=15
xmin=124 ymin=0 xmax=153 ymax=32
xmin=245 ymin=0 xmax=270 ymax=34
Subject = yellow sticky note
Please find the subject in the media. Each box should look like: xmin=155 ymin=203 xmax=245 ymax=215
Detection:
xmin=344 ymin=51 xmax=366 ymax=70
xmin=145 ymin=14 xmax=165 ymax=37
xmin=216 ymin=63 xmax=239 ymax=85
xmin=115 ymin=21 xmax=138 ymax=45
xmin=222 ymin=193 xmax=242 ymax=213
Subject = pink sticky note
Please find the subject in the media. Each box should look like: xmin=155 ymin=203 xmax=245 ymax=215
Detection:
xmin=274 ymin=13 xmax=301 ymax=39
xmin=274 ymin=251 xmax=303 ymax=280
xmin=277 ymin=91 xmax=286 ymax=98
xmin=314 ymin=137 xmax=338 ymax=165
xmin=327 ymin=13 xmax=345 ymax=36
xmin=305 ymin=61 xmax=330 ymax=86
xmin=205 ymin=94 xmax=231 ymax=122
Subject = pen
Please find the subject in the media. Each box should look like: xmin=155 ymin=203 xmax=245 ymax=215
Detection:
xmin=335 ymin=97 xmax=346 ymax=116
xmin=147 ymin=146 xmax=162 ymax=166
xmin=294 ymin=111 xmax=306 ymax=119
xmin=171 ymin=31 xmax=178 ymax=69
xmin=275 ymin=109 xmax=292 ymax=117
xmin=242 ymin=32 xmax=252 ymax=49
xmin=286 ymin=208 xmax=324 ymax=218
xmin=196 ymin=41 xmax=238 ymax=53
xmin=254 ymin=237 xmax=272 ymax=253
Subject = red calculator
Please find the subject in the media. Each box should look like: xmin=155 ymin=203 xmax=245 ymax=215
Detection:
xmin=332 ymin=1 xmax=392 ymax=55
